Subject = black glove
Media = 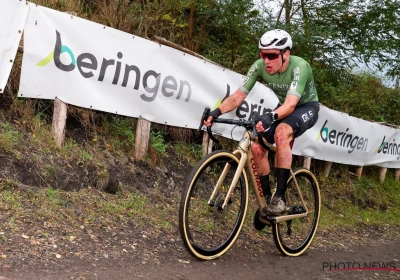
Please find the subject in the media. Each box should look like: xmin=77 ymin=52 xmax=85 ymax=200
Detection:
xmin=209 ymin=108 xmax=222 ymax=120
xmin=260 ymin=112 xmax=278 ymax=131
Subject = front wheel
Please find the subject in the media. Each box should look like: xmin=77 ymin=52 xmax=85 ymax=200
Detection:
xmin=179 ymin=150 xmax=248 ymax=260
xmin=272 ymin=168 xmax=321 ymax=256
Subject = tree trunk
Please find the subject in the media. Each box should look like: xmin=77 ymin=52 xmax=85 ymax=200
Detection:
xmin=188 ymin=2 xmax=195 ymax=50
xmin=285 ymin=0 xmax=292 ymax=24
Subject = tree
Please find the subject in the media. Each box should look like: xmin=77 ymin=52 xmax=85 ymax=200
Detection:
xmin=271 ymin=0 xmax=400 ymax=80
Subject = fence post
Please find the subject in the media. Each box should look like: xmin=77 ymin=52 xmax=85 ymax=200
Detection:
xmin=303 ymin=157 xmax=311 ymax=169
xmin=202 ymin=132 xmax=213 ymax=156
xmin=52 ymin=99 xmax=67 ymax=147
xmin=395 ymin=169 xmax=400 ymax=182
xmin=379 ymin=167 xmax=387 ymax=183
xmin=135 ymin=118 xmax=151 ymax=160
xmin=322 ymin=161 xmax=332 ymax=177
xmin=355 ymin=166 xmax=363 ymax=179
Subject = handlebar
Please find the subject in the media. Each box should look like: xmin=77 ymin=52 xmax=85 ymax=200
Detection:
xmin=198 ymin=107 xmax=271 ymax=150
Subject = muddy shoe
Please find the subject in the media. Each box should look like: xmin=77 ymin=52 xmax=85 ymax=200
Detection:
xmin=262 ymin=196 xmax=286 ymax=216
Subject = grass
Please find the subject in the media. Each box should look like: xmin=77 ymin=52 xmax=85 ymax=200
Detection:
xmin=174 ymin=143 xmax=203 ymax=165
xmin=317 ymin=168 xmax=400 ymax=230
xmin=102 ymin=116 xmax=136 ymax=152
xmin=0 ymin=122 xmax=22 ymax=152
xmin=150 ymin=130 xmax=168 ymax=154
xmin=2 ymin=156 xmax=399 ymax=238
xmin=0 ymin=184 xmax=173 ymax=234
xmin=235 ymin=164 xmax=400 ymax=238
xmin=0 ymin=158 xmax=399 ymax=255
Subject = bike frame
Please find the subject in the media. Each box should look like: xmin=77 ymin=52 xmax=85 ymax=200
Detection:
xmin=207 ymin=129 xmax=309 ymax=224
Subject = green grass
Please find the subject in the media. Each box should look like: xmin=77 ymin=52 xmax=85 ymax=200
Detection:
xmin=0 ymin=122 xmax=22 ymax=152
xmin=0 ymin=190 xmax=23 ymax=211
xmin=150 ymin=130 xmax=168 ymax=154
xmin=174 ymin=143 xmax=203 ymax=165
xmin=0 ymin=184 xmax=169 ymax=232
xmin=102 ymin=116 xmax=136 ymax=151
xmin=318 ymin=169 xmax=400 ymax=230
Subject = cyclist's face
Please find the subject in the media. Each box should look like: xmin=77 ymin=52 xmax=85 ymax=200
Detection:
xmin=260 ymin=50 xmax=287 ymax=74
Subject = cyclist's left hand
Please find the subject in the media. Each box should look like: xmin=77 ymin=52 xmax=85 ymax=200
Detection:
xmin=256 ymin=112 xmax=274 ymax=132
xmin=204 ymin=108 xmax=222 ymax=127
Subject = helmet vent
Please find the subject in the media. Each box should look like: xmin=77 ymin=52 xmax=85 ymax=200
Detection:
xmin=276 ymin=38 xmax=288 ymax=46
xmin=260 ymin=38 xmax=278 ymax=47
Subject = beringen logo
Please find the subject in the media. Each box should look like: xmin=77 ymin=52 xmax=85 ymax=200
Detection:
xmin=37 ymin=41 xmax=75 ymax=69
xmin=317 ymin=120 xmax=369 ymax=154
xmin=375 ymin=136 xmax=400 ymax=160
xmin=37 ymin=30 xmax=192 ymax=103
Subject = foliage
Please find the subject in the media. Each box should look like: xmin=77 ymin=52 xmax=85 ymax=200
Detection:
xmin=173 ymin=142 xmax=203 ymax=165
xmin=272 ymin=0 xmax=400 ymax=78
xmin=0 ymin=122 xmax=22 ymax=152
xmin=194 ymin=0 xmax=269 ymax=72
xmin=316 ymin=72 xmax=400 ymax=125
xmin=102 ymin=116 xmax=136 ymax=151
xmin=150 ymin=130 xmax=168 ymax=154
xmin=319 ymin=165 xmax=400 ymax=228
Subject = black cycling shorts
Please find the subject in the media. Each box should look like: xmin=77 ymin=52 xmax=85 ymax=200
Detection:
xmin=262 ymin=101 xmax=320 ymax=144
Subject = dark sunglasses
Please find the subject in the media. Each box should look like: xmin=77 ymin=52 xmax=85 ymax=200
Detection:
xmin=259 ymin=52 xmax=282 ymax=60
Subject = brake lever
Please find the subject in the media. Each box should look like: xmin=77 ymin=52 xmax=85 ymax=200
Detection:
xmin=198 ymin=107 xmax=211 ymax=131
xmin=251 ymin=111 xmax=260 ymax=138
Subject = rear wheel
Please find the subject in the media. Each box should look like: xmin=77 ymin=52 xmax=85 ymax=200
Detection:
xmin=179 ymin=150 xmax=248 ymax=260
xmin=272 ymin=168 xmax=321 ymax=256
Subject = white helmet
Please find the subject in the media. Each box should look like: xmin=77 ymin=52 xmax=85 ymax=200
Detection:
xmin=259 ymin=29 xmax=292 ymax=50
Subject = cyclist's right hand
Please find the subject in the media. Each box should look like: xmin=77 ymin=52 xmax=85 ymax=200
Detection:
xmin=204 ymin=108 xmax=222 ymax=127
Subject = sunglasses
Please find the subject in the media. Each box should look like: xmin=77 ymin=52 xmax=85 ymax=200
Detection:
xmin=259 ymin=52 xmax=282 ymax=60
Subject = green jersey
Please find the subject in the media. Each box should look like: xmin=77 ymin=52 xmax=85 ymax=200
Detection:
xmin=239 ymin=56 xmax=318 ymax=105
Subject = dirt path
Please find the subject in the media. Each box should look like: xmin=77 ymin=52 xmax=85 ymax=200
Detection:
xmin=2 ymin=226 xmax=399 ymax=280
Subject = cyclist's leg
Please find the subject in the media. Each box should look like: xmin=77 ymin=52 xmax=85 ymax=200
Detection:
xmin=250 ymin=143 xmax=272 ymax=200
xmin=275 ymin=101 xmax=319 ymax=182
xmin=262 ymin=124 xmax=293 ymax=216
xmin=264 ymin=102 xmax=319 ymax=216
xmin=274 ymin=123 xmax=294 ymax=199
xmin=250 ymin=143 xmax=270 ymax=175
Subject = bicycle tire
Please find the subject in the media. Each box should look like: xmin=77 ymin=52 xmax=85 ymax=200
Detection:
xmin=271 ymin=168 xmax=321 ymax=257
xmin=179 ymin=150 xmax=248 ymax=260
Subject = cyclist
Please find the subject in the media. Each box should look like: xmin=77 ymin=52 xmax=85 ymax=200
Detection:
xmin=204 ymin=29 xmax=319 ymax=216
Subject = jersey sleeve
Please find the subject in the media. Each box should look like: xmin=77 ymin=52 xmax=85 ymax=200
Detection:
xmin=287 ymin=60 xmax=310 ymax=99
xmin=238 ymin=59 xmax=263 ymax=94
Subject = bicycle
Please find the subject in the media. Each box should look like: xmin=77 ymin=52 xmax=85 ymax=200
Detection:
xmin=178 ymin=108 xmax=321 ymax=260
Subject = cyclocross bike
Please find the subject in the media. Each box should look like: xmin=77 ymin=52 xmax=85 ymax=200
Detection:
xmin=178 ymin=108 xmax=321 ymax=260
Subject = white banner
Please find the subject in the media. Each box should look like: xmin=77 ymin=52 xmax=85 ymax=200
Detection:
xmin=293 ymin=106 xmax=400 ymax=168
xmin=0 ymin=0 xmax=28 ymax=93
xmin=19 ymin=4 xmax=400 ymax=168
xmin=19 ymin=4 xmax=278 ymax=138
